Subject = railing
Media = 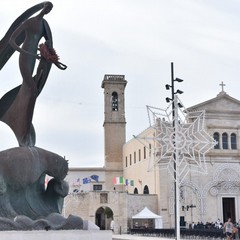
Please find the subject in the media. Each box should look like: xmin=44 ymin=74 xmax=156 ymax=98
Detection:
xmin=104 ymin=74 xmax=125 ymax=81
xmin=130 ymin=228 xmax=227 ymax=239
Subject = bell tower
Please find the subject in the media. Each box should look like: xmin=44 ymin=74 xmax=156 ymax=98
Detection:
xmin=101 ymin=74 xmax=127 ymax=172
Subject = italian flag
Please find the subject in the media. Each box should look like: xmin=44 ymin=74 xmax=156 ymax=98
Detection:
xmin=113 ymin=176 xmax=125 ymax=185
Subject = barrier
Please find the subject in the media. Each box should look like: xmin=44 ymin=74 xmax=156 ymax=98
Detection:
xmin=130 ymin=228 xmax=226 ymax=239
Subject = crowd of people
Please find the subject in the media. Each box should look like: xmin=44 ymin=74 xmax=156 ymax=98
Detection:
xmin=189 ymin=218 xmax=240 ymax=240
xmin=190 ymin=219 xmax=223 ymax=229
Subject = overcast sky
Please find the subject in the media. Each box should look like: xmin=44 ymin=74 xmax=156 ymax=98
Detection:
xmin=0 ymin=0 xmax=240 ymax=168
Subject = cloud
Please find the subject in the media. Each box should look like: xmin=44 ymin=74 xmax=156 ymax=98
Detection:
xmin=0 ymin=0 xmax=240 ymax=167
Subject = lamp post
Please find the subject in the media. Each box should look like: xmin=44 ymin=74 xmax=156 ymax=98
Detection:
xmin=165 ymin=62 xmax=184 ymax=240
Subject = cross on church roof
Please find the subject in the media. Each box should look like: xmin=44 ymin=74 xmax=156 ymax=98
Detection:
xmin=219 ymin=81 xmax=225 ymax=92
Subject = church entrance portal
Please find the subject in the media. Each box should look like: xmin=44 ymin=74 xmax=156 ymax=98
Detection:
xmin=222 ymin=197 xmax=235 ymax=223
xmin=95 ymin=207 xmax=113 ymax=230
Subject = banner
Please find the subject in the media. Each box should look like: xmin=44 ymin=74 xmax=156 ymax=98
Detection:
xmin=83 ymin=177 xmax=91 ymax=184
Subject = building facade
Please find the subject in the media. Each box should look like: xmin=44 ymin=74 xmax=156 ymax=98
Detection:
xmin=65 ymin=76 xmax=240 ymax=232
xmin=123 ymin=89 xmax=240 ymax=227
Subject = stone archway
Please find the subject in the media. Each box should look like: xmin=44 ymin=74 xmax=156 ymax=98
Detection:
xmin=134 ymin=187 xmax=138 ymax=194
xmin=143 ymin=185 xmax=149 ymax=194
xmin=95 ymin=206 xmax=113 ymax=230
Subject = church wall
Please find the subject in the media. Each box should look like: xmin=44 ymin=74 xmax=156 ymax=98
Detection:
xmin=63 ymin=192 xmax=92 ymax=220
xmin=180 ymin=164 xmax=217 ymax=225
xmin=126 ymin=194 xmax=158 ymax=228
xmin=159 ymin=169 xmax=174 ymax=228
xmin=178 ymin=159 xmax=240 ymax=226
xmin=123 ymin=128 xmax=160 ymax=195
xmin=65 ymin=168 xmax=106 ymax=193
xmin=64 ymin=191 xmax=129 ymax=233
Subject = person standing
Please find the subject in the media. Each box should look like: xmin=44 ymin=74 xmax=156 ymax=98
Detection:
xmin=110 ymin=219 xmax=114 ymax=232
xmin=224 ymin=218 xmax=233 ymax=240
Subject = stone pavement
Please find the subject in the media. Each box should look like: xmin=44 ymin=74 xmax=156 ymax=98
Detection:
xmin=112 ymin=234 xmax=172 ymax=240
xmin=112 ymin=234 xmax=221 ymax=240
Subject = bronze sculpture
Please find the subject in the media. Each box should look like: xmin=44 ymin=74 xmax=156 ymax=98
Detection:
xmin=0 ymin=2 xmax=78 ymax=229
xmin=0 ymin=1 xmax=66 ymax=146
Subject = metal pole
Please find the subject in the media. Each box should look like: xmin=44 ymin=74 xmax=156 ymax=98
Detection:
xmin=174 ymin=95 xmax=180 ymax=240
xmin=171 ymin=62 xmax=177 ymax=239
xmin=171 ymin=62 xmax=180 ymax=240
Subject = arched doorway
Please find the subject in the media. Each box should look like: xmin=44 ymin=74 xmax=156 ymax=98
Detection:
xmin=95 ymin=206 xmax=113 ymax=230
xmin=134 ymin=188 xmax=138 ymax=194
xmin=143 ymin=185 xmax=149 ymax=194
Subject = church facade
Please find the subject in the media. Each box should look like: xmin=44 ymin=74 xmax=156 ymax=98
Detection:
xmin=65 ymin=74 xmax=240 ymax=232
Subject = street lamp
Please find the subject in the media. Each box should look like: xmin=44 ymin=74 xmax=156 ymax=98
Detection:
xmin=165 ymin=62 xmax=183 ymax=240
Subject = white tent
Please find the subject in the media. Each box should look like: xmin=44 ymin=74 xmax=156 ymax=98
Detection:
xmin=132 ymin=207 xmax=163 ymax=229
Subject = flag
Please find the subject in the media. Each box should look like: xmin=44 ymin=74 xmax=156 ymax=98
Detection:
xmin=90 ymin=175 xmax=99 ymax=182
xmin=73 ymin=177 xmax=81 ymax=187
xmin=125 ymin=179 xmax=129 ymax=186
xmin=130 ymin=180 xmax=134 ymax=186
xmin=113 ymin=176 xmax=125 ymax=185
xmin=119 ymin=176 xmax=125 ymax=184
xmin=83 ymin=177 xmax=91 ymax=184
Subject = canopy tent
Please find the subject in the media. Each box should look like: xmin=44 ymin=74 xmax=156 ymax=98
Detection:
xmin=132 ymin=207 xmax=163 ymax=229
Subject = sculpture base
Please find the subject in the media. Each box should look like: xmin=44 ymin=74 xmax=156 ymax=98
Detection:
xmin=0 ymin=230 xmax=112 ymax=240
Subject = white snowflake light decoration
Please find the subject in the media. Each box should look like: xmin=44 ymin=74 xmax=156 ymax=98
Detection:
xmin=143 ymin=96 xmax=216 ymax=183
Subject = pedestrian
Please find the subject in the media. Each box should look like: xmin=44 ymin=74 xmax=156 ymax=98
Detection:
xmin=224 ymin=218 xmax=233 ymax=240
xmin=110 ymin=219 xmax=114 ymax=232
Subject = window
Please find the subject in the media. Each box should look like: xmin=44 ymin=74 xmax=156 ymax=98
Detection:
xmin=138 ymin=149 xmax=141 ymax=161
xmin=130 ymin=154 xmax=132 ymax=165
xmin=125 ymin=156 xmax=128 ymax=167
xmin=222 ymin=132 xmax=228 ymax=149
xmin=111 ymin=92 xmax=118 ymax=111
xmin=94 ymin=185 xmax=102 ymax=191
xmin=213 ymin=132 xmax=220 ymax=149
xmin=134 ymin=151 xmax=136 ymax=164
xmin=231 ymin=133 xmax=237 ymax=149
xmin=144 ymin=146 xmax=146 ymax=159
xmin=149 ymin=144 xmax=151 ymax=156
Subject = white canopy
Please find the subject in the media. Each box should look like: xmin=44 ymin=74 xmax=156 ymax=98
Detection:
xmin=132 ymin=207 xmax=163 ymax=229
